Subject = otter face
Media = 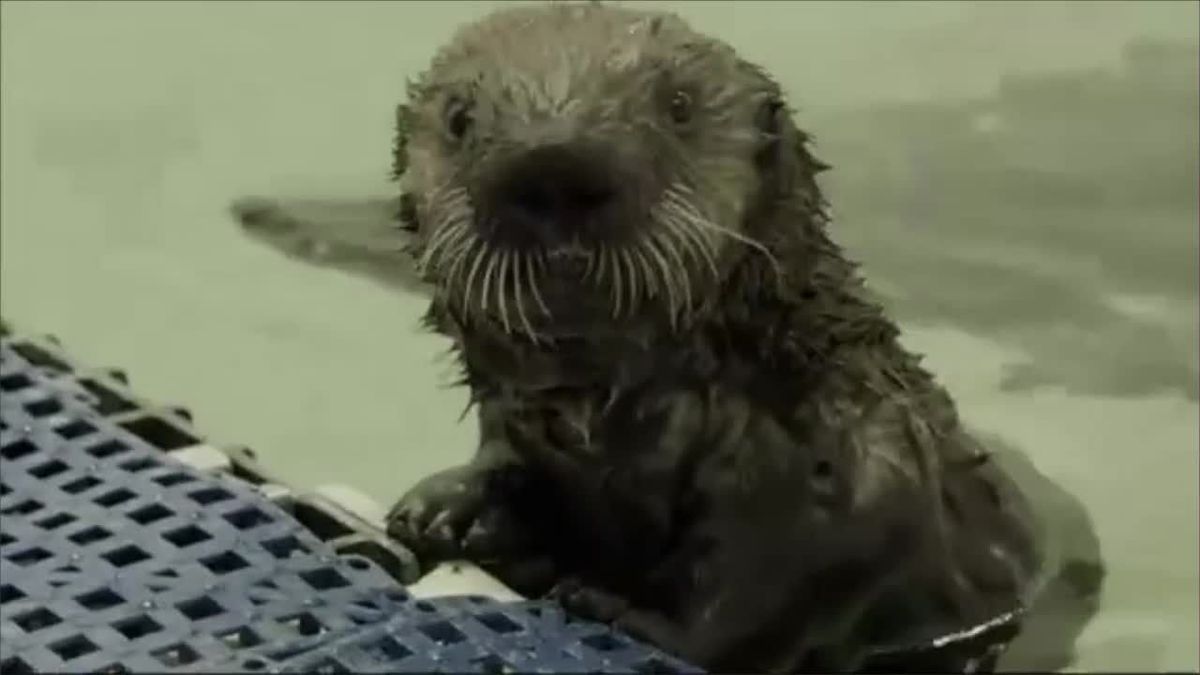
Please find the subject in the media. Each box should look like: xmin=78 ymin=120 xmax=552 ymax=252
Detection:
xmin=400 ymin=3 xmax=797 ymax=340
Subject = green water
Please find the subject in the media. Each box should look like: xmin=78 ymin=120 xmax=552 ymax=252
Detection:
xmin=1 ymin=1 xmax=1196 ymax=671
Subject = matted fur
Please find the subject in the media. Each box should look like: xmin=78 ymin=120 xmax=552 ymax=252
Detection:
xmin=380 ymin=3 xmax=1041 ymax=672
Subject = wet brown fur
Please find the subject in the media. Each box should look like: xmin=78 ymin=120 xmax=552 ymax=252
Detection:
xmin=384 ymin=3 xmax=1043 ymax=672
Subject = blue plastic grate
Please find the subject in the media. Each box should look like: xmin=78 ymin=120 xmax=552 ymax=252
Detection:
xmin=271 ymin=597 xmax=700 ymax=674
xmin=0 ymin=333 xmax=701 ymax=673
xmin=1 ymin=345 xmax=409 ymax=673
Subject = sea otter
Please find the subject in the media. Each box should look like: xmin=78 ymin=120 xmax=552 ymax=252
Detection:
xmin=236 ymin=3 xmax=1051 ymax=672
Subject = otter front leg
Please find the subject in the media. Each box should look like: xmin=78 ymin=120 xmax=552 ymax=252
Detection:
xmin=385 ymin=404 xmax=562 ymax=596
xmin=385 ymin=461 xmax=528 ymax=563
xmin=387 ymin=460 xmax=562 ymax=596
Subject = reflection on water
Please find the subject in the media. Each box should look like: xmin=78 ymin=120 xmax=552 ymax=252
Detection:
xmin=815 ymin=44 xmax=1199 ymax=667
xmin=0 ymin=2 xmax=1195 ymax=672
xmin=819 ymin=38 xmax=1199 ymax=402
xmin=982 ymin=434 xmax=1104 ymax=672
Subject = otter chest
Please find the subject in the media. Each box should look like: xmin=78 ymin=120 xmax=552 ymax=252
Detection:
xmin=499 ymin=389 xmax=705 ymax=567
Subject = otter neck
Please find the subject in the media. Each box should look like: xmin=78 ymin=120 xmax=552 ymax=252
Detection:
xmin=446 ymin=314 xmax=723 ymax=398
xmin=432 ymin=274 xmax=898 ymax=410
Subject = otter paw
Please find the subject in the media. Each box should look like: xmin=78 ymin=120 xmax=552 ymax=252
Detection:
xmin=550 ymin=578 xmax=629 ymax=624
xmin=385 ymin=465 xmax=486 ymax=558
xmin=386 ymin=465 xmax=529 ymax=565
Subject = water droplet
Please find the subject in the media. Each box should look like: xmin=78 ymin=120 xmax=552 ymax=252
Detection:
xmin=141 ymin=600 xmax=155 ymax=609
xmin=21 ymin=425 xmax=33 ymax=434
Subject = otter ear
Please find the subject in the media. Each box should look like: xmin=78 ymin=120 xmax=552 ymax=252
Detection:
xmin=390 ymin=102 xmax=412 ymax=182
xmin=756 ymin=97 xmax=831 ymax=204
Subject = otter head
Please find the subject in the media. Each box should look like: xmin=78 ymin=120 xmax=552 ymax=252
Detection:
xmin=398 ymin=3 xmax=827 ymax=342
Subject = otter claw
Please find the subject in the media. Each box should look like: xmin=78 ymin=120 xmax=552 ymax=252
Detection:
xmin=429 ymin=523 xmax=456 ymax=544
xmin=461 ymin=517 xmax=490 ymax=550
xmin=386 ymin=499 xmax=422 ymax=524
xmin=424 ymin=510 xmax=455 ymax=536
xmin=385 ymin=464 xmax=543 ymax=572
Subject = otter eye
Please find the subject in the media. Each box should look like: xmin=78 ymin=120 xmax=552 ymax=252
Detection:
xmin=445 ymin=98 xmax=473 ymax=140
xmin=669 ymin=90 xmax=693 ymax=125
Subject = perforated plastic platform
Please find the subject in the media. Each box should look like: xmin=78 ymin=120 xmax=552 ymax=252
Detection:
xmin=0 ymin=330 xmax=701 ymax=674
xmin=268 ymin=598 xmax=694 ymax=674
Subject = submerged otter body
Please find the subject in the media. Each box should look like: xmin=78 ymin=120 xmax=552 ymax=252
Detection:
xmin=240 ymin=3 xmax=1048 ymax=672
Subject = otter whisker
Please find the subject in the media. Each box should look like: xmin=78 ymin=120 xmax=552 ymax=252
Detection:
xmin=591 ymin=245 xmax=607 ymax=286
xmin=479 ymin=248 xmax=500 ymax=313
xmin=660 ymin=185 xmax=705 ymax=222
xmin=429 ymin=180 xmax=460 ymax=203
xmin=656 ymin=208 xmax=698 ymax=273
xmin=428 ymin=193 xmax=467 ymax=228
xmin=435 ymin=218 xmax=471 ymax=256
xmin=496 ymin=249 xmax=513 ymax=334
xmin=582 ymin=249 xmax=595 ymax=280
xmin=663 ymin=207 xmax=720 ymax=280
xmin=664 ymin=186 xmax=783 ymax=278
xmin=421 ymin=219 xmax=469 ymax=272
xmin=693 ymin=217 xmax=782 ymax=278
xmin=643 ymin=234 xmax=679 ymax=327
xmin=425 ymin=186 xmax=465 ymax=222
xmin=621 ymin=247 xmax=640 ymax=314
xmin=611 ymin=246 xmax=624 ymax=319
xmin=631 ymin=243 xmax=659 ymax=299
xmin=652 ymin=227 xmax=693 ymax=319
xmin=656 ymin=191 xmax=706 ymax=258
xmin=437 ymin=185 xmax=471 ymax=219
xmin=416 ymin=227 xmax=445 ymax=272
xmin=527 ymin=253 xmax=552 ymax=316
xmin=443 ymin=232 xmax=475 ymax=286
xmin=511 ymin=251 xmax=540 ymax=342
xmin=420 ymin=186 xmax=473 ymax=272
xmin=445 ymin=235 xmax=477 ymax=294
xmin=444 ymin=216 xmax=476 ymax=254
xmin=462 ymin=244 xmax=489 ymax=319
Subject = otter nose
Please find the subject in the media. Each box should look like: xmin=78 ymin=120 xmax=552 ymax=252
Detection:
xmin=510 ymin=177 xmax=615 ymax=222
xmin=493 ymin=144 xmax=619 ymax=243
